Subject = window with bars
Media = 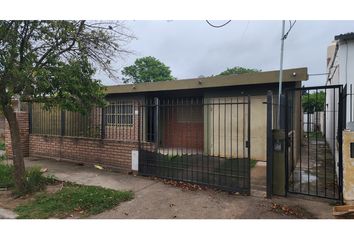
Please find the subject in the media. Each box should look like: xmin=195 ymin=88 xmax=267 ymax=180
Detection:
xmin=105 ymin=101 xmax=134 ymax=126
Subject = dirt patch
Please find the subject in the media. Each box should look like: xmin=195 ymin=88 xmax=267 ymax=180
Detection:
xmin=270 ymin=202 xmax=317 ymax=219
xmin=0 ymin=182 xmax=63 ymax=211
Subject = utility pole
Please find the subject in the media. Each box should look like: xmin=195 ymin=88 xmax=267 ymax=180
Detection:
xmin=277 ymin=20 xmax=286 ymax=129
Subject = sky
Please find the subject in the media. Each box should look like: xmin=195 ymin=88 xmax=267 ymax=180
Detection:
xmin=97 ymin=20 xmax=354 ymax=87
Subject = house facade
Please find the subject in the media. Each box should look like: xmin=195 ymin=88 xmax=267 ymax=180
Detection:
xmin=5 ymin=67 xmax=308 ymax=177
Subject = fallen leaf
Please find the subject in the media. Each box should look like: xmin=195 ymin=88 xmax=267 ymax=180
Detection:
xmin=94 ymin=165 xmax=103 ymax=170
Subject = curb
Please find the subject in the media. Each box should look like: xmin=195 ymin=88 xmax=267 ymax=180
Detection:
xmin=0 ymin=207 xmax=18 ymax=219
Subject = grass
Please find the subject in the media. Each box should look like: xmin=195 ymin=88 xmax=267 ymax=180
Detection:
xmin=307 ymin=132 xmax=324 ymax=140
xmin=15 ymin=183 xmax=134 ymax=219
xmin=251 ymin=159 xmax=258 ymax=168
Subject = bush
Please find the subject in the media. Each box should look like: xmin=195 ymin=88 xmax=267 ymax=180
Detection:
xmin=0 ymin=140 xmax=5 ymax=151
xmin=0 ymin=164 xmax=56 ymax=195
xmin=19 ymin=167 xmax=56 ymax=195
xmin=0 ymin=164 xmax=14 ymax=188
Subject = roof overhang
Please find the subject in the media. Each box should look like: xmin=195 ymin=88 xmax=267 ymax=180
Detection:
xmin=105 ymin=67 xmax=308 ymax=95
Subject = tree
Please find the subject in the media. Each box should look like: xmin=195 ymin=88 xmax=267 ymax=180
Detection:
xmin=122 ymin=56 xmax=175 ymax=83
xmin=302 ymin=91 xmax=326 ymax=114
xmin=0 ymin=20 xmax=133 ymax=192
xmin=218 ymin=66 xmax=260 ymax=76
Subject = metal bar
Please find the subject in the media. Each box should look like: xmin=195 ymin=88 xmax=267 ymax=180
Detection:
xmin=315 ymin=89 xmax=318 ymax=196
xmin=284 ymin=92 xmax=289 ymax=195
xmin=333 ymin=89 xmax=336 ymax=197
xmin=101 ymin=107 xmax=105 ymax=139
xmin=61 ymin=109 xmax=65 ymax=137
xmin=338 ymin=85 xmax=344 ymax=203
xmin=28 ymin=102 xmax=33 ymax=134
xmin=288 ymin=84 xmax=343 ymax=91
xmin=266 ymin=91 xmax=273 ymax=198
xmin=307 ymin=91 xmax=310 ymax=194
xmin=247 ymin=95 xmax=251 ymax=194
xmin=324 ymin=87 xmax=327 ymax=197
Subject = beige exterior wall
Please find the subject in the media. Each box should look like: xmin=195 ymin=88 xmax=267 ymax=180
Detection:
xmin=205 ymin=95 xmax=266 ymax=160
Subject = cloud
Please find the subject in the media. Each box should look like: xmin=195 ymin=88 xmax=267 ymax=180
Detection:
xmin=97 ymin=20 xmax=354 ymax=87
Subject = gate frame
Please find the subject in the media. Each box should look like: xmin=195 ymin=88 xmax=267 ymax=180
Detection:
xmin=284 ymin=84 xmax=345 ymax=202
xmin=137 ymin=96 xmax=252 ymax=194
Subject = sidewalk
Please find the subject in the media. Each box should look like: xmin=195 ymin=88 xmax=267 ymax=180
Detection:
xmin=24 ymin=157 xmax=334 ymax=219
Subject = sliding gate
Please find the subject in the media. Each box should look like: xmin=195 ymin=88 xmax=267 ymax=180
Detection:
xmin=138 ymin=96 xmax=251 ymax=194
xmin=284 ymin=85 xmax=344 ymax=201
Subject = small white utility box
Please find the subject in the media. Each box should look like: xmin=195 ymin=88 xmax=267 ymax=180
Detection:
xmin=131 ymin=150 xmax=139 ymax=171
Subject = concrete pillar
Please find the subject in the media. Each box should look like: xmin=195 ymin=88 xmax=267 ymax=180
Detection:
xmin=342 ymin=130 xmax=354 ymax=203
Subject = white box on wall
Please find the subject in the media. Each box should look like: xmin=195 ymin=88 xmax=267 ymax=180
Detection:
xmin=131 ymin=150 xmax=139 ymax=171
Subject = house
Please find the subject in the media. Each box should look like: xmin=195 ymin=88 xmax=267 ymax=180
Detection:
xmin=326 ymin=33 xmax=354 ymax=172
xmin=101 ymin=67 xmax=307 ymax=162
xmin=6 ymin=67 xmax=308 ymax=193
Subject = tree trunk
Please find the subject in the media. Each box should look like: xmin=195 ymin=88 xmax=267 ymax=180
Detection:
xmin=3 ymin=105 xmax=26 ymax=192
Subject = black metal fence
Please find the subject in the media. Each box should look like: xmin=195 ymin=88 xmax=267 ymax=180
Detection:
xmin=29 ymin=100 xmax=141 ymax=141
xmin=138 ymin=96 xmax=251 ymax=193
xmin=285 ymin=85 xmax=344 ymax=201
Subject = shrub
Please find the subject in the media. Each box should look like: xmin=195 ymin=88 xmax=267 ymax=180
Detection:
xmin=0 ymin=164 xmax=56 ymax=195
xmin=19 ymin=167 xmax=55 ymax=195
xmin=0 ymin=164 xmax=14 ymax=188
xmin=0 ymin=140 xmax=5 ymax=151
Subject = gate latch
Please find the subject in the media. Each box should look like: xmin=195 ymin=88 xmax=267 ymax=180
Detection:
xmin=246 ymin=141 xmax=250 ymax=148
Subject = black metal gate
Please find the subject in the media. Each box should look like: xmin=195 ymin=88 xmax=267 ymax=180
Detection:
xmin=138 ymin=96 xmax=251 ymax=194
xmin=284 ymin=85 xmax=344 ymax=201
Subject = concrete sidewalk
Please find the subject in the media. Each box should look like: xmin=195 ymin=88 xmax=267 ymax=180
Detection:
xmin=25 ymin=158 xmax=335 ymax=219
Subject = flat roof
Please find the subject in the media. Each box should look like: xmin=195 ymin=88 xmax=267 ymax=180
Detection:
xmin=105 ymin=67 xmax=308 ymax=94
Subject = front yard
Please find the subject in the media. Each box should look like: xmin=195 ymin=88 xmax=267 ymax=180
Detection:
xmin=0 ymin=163 xmax=133 ymax=219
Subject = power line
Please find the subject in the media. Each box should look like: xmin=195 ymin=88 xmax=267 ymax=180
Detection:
xmin=206 ymin=20 xmax=231 ymax=28
xmin=282 ymin=20 xmax=296 ymax=40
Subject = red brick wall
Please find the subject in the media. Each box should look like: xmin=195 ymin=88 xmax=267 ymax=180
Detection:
xmin=29 ymin=135 xmax=139 ymax=172
xmin=5 ymin=112 xmax=29 ymax=158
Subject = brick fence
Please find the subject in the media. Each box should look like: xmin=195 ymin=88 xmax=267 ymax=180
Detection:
xmin=5 ymin=110 xmax=148 ymax=173
xmin=29 ymin=135 xmax=138 ymax=172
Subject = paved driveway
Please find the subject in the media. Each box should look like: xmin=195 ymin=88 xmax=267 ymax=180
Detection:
xmin=24 ymin=158 xmax=334 ymax=219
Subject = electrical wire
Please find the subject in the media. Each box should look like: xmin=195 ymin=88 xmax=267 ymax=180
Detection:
xmin=206 ymin=20 xmax=231 ymax=28
xmin=282 ymin=20 xmax=296 ymax=40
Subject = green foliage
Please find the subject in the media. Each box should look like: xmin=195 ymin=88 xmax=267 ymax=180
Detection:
xmin=250 ymin=159 xmax=258 ymax=168
xmin=302 ymin=91 xmax=325 ymax=113
xmin=15 ymin=183 xmax=134 ymax=219
xmin=122 ymin=56 xmax=175 ymax=83
xmin=0 ymin=140 xmax=4 ymax=151
xmin=0 ymin=164 xmax=55 ymax=194
xmin=0 ymin=164 xmax=14 ymax=188
xmin=19 ymin=167 xmax=57 ymax=195
xmin=218 ymin=66 xmax=260 ymax=76
xmin=0 ymin=20 xmax=132 ymax=114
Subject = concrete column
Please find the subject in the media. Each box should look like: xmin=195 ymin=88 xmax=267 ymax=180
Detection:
xmin=342 ymin=130 xmax=354 ymax=203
